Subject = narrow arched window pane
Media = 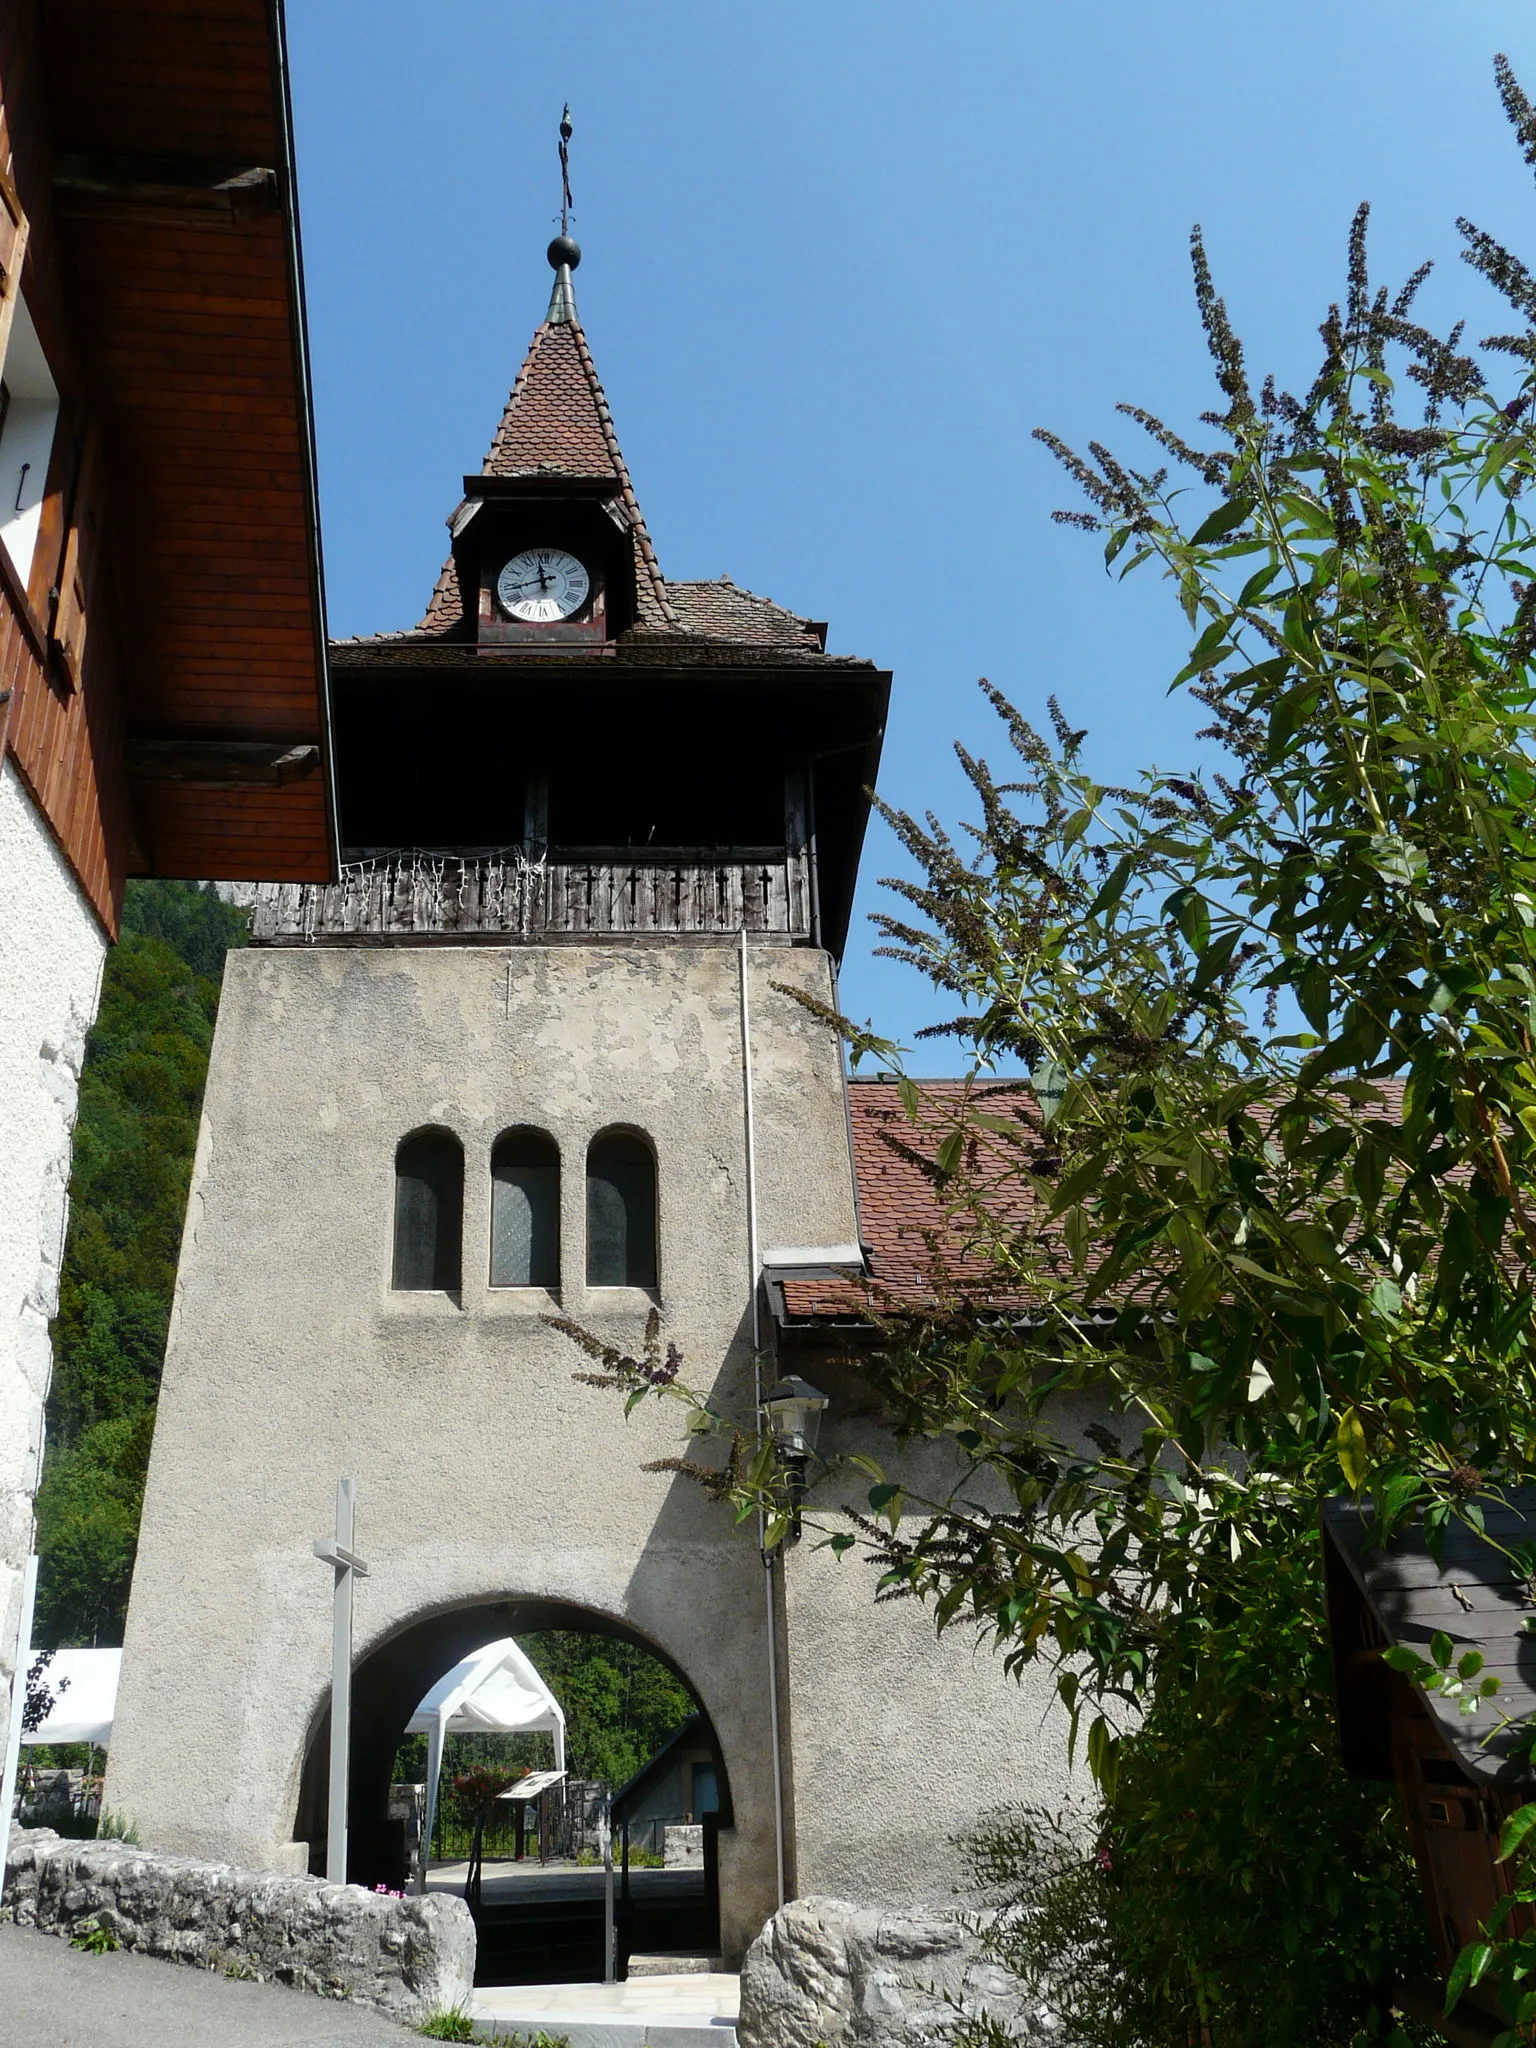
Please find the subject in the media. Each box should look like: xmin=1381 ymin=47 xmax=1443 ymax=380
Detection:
xmin=491 ymin=1128 xmax=560 ymax=1288
xmin=587 ymin=1131 xmax=657 ymax=1288
xmin=393 ymin=1130 xmax=463 ymax=1290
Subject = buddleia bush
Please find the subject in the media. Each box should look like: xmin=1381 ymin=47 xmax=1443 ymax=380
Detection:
xmin=571 ymin=50 xmax=1536 ymax=2048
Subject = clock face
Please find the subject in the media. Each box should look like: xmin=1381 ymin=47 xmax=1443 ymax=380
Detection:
xmin=497 ymin=547 xmax=591 ymax=623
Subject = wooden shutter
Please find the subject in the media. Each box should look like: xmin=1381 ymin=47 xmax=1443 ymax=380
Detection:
xmin=0 ymin=107 xmax=28 ymax=378
xmin=51 ymin=498 xmax=87 ymax=689
xmin=47 ymin=434 xmax=95 ymax=694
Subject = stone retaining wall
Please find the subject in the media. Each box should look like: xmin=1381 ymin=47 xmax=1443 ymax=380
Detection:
xmin=3 ymin=1827 xmax=474 ymax=2020
xmin=739 ymin=1896 xmax=1058 ymax=2048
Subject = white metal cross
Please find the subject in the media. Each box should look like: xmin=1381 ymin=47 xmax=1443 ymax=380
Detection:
xmin=313 ymin=1478 xmax=368 ymax=1884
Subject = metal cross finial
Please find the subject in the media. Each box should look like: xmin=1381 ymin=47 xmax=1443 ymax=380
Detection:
xmin=558 ymin=104 xmax=574 ymax=235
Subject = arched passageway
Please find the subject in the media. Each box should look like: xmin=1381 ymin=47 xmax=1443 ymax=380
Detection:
xmin=296 ymin=1596 xmax=734 ymax=1984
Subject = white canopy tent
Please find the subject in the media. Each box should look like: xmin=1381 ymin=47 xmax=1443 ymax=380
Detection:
xmin=20 ymin=1649 xmax=121 ymax=1748
xmin=408 ymin=1638 xmax=566 ymax=1883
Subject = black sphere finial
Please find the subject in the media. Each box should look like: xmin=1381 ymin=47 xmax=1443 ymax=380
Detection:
xmin=548 ymin=234 xmax=581 ymax=272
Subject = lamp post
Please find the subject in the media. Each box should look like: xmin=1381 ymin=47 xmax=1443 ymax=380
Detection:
xmin=759 ymin=1376 xmax=829 ymax=1536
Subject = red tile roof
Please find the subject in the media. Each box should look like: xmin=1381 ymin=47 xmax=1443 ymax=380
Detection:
xmin=668 ymin=579 xmax=827 ymax=651
xmin=780 ymin=1078 xmax=1050 ymax=1321
xmin=482 ymin=319 xmax=624 ymax=480
xmin=782 ymin=1074 xmax=1416 ymax=1327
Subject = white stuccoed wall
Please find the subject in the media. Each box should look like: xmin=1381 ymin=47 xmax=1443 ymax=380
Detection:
xmin=0 ymin=760 xmax=107 ymax=1763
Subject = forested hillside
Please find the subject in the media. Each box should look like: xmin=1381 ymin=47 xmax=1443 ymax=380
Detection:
xmin=37 ymin=881 xmax=248 ymax=1647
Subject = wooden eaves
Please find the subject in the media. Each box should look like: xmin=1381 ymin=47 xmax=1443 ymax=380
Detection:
xmin=2 ymin=0 xmax=336 ymax=927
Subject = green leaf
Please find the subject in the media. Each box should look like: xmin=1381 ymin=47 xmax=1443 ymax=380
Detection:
xmin=1226 ymin=653 xmax=1291 ymax=693
xmin=868 ymin=1483 xmax=904 ymax=1530
xmin=1085 ymin=1714 xmax=1120 ymax=1794
xmin=1445 ymin=1941 xmax=1494 ymax=2013
xmin=897 ymin=1076 xmax=920 ymax=1119
xmin=1031 ymin=1060 xmax=1069 ymax=1127
xmin=1431 ymin=1630 xmax=1455 ymax=1670
xmin=1064 ymin=1205 xmax=1091 ymax=1268
xmin=1189 ymin=927 xmax=1241 ymax=997
xmin=1087 ymin=855 xmax=1135 ymax=919
xmin=1499 ymin=1802 xmax=1536 ymax=1864
xmin=1368 ymin=832 xmax=1426 ymax=889
xmin=1190 ymin=497 xmax=1253 ymax=546
xmin=1268 ymin=683 xmax=1318 ymax=755
xmin=1383 ymin=1645 xmax=1433 ymax=1679
xmin=1336 ymin=1407 xmax=1368 ymax=1493
xmin=1165 ymin=887 xmax=1211 ymax=955
xmin=1368 ymin=1277 xmax=1402 ymax=1318
xmin=934 ymin=1126 xmax=964 ymax=1180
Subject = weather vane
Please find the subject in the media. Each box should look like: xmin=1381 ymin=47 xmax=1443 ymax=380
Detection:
xmin=558 ymin=104 xmax=573 ymax=235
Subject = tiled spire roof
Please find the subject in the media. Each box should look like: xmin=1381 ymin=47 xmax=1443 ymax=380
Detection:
xmin=414 ymin=284 xmax=674 ymax=633
xmin=331 ymin=252 xmax=843 ymax=656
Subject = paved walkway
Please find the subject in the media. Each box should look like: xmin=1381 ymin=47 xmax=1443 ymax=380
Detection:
xmin=471 ymin=1972 xmax=739 ymax=2047
xmin=0 ymin=1925 xmax=418 ymax=2046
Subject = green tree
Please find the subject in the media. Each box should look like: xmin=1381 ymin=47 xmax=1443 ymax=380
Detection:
xmin=36 ymin=881 xmax=247 ymax=1645
xmin=518 ymin=1630 xmax=695 ymax=1787
xmin=569 ymin=55 xmax=1536 ymax=2048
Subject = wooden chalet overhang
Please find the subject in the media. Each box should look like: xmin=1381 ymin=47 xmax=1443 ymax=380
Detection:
xmin=0 ymin=0 xmax=334 ymax=932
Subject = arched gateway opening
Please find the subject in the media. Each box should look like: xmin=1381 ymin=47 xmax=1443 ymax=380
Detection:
xmin=295 ymin=1597 xmax=734 ymax=1985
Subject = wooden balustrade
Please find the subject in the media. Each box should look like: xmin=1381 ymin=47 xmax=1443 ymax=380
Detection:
xmin=250 ymin=851 xmax=810 ymax=944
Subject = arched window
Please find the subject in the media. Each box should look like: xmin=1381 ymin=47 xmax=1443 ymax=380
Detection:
xmin=586 ymin=1130 xmax=657 ymax=1288
xmin=490 ymin=1128 xmax=560 ymax=1289
xmin=392 ymin=1128 xmax=463 ymax=1291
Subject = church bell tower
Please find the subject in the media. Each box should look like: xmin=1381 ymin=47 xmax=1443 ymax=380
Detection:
xmin=103 ymin=231 xmax=892 ymax=1960
xmin=307 ymin=231 xmax=887 ymax=949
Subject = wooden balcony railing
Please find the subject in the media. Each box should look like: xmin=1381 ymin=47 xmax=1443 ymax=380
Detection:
xmin=249 ymin=851 xmax=811 ymax=944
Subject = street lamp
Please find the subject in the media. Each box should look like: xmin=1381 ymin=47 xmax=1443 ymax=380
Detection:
xmin=760 ymin=1376 xmax=829 ymax=1535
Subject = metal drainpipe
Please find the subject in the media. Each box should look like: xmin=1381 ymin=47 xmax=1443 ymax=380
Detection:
xmin=740 ymin=926 xmax=787 ymax=1910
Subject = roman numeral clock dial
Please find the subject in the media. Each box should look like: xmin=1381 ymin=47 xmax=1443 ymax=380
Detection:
xmin=497 ymin=547 xmax=590 ymax=623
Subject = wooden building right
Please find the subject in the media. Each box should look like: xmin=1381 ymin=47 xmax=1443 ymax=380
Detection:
xmin=1322 ymin=1494 xmax=1536 ymax=2042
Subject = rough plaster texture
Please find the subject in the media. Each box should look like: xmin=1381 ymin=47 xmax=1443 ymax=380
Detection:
xmin=0 ymin=764 xmax=106 ymax=1765
xmin=780 ymin=1542 xmax=1076 ymax=1908
xmin=3 ymin=1826 xmax=473 ymax=2019
xmin=780 ymin=1393 xmax=1095 ymax=1909
xmin=106 ymin=939 xmax=1086 ymax=1964
xmin=739 ymin=1896 xmax=1056 ymax=2048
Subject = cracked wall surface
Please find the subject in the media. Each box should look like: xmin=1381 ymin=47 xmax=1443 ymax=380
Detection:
xmin=0 ymin=762 xmax=107 ymax=1764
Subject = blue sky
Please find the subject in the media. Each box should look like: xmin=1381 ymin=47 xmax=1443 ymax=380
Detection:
xmin=287 ymin=1 xmax=1536 ymax=1069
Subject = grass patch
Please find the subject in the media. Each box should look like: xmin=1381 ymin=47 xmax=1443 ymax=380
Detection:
xmin=69 ymin=1918 xmax=119 ymax=1954
xmin=416 ymin=2007 xmax=570 ymax=2046
xmin=416 ymin=2008 xmax=480 ymax=2042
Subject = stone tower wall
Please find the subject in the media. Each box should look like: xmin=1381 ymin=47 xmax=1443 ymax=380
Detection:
xmin=104 ymin=937 xmax=1079 ymax=1959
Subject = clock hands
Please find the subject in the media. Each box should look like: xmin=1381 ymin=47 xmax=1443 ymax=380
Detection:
xmin=505 ymin=557 xmax=554 ymax=598
xmin=496 ymin=548 xmax=589 ymax=620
